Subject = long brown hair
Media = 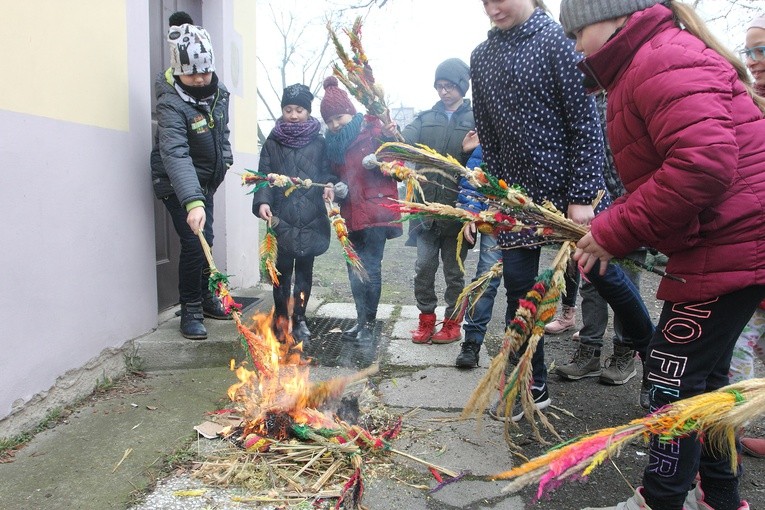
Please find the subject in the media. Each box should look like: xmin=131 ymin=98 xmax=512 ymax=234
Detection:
xmin=670 ymin=1 xmax=765 ymax=113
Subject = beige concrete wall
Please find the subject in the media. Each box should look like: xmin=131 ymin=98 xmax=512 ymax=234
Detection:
xmin=0 ymin=0 xmax=155 ymax=435
xmin=0 ymin=0 xmax=260 ymax=437
xmin=1 ymin=0 xmax=130 ymax=130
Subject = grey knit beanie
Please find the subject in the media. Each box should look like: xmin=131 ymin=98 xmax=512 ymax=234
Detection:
xmin=434 ymin=58 xmax=470 ymax=96
xmin=559 ymin=0 xmax=662 ymax=39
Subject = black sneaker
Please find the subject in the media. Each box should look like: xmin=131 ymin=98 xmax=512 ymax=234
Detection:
xmin=488 ymin=385 xmax=551 ymax=423
xmin=455 ymin=342 xmax=480 ymax=368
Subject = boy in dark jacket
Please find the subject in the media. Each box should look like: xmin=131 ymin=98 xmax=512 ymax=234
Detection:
xmin=402 ymin=58 xmax=476 ymax=345
xmin=253 ymin=84 xmax=335 ymax=348
xmin=150 ymin=23 xmax=233 ymax=340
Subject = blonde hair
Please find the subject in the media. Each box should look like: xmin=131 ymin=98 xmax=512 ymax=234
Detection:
xmin=670 ymin=1 xmax=765 ymax=113
xmin=533 ymin=0 xmax=550 ymax=13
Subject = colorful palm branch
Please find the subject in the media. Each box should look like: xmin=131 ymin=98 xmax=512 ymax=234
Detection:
xmin=259 ymin=221 xmax=280 ymax=287
xmin=461 ymin=243 xmax=571 ymax=447
xmin=242 ymin=169 xmax=328 ymax=197
xmin=492 ymin=379 xmax=765 ymax=500
xmin=327 ymin=17 xmax=402 ymax=140
xmin=325 ymin=200 xmax=368 ymax=282
xmin=197 ymin=231 xmax=243 ymax=316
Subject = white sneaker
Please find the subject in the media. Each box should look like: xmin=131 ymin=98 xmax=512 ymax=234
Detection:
xmin=582 ymin=486 xmax=652 ymax=510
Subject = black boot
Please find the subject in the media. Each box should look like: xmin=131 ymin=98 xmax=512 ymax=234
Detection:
xmin=455 ymin=341 xmax=481 ymax=368
xmin=292 ymin=315 xmax=312 ymax=348
xmin=201 ymin=290 xmax=231 ymax=320
xmin=355 ymin=321 xmax=377 ymax=367
xmin=355 ymin=321 xmax=375 ymax=345
xmin=180 ymin=302 xmax=207 ymax=340
xmin=341 ymin=322 xmax=361 ymax=342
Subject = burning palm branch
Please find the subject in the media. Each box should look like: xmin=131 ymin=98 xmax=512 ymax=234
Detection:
xmin=461 ymin=243 xmax=571 ymax=447
xmin=242 ymin=169 xmax=329 ymax=197
xmin=327 ymin=17 xmax=403 ymax=141
xmin=325 ymin=200 xmax=368 ymax=282
xmin=492 ymin=378 xmax=765 ymax=500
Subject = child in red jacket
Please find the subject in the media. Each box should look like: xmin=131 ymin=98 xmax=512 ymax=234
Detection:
xmin=560 ymin=1 xmax=765 ymax=509
xmin=320 ymin=77 xmax=401 ymax=349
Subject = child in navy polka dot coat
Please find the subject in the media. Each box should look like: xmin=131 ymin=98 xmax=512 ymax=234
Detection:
xmin=464 ymin=0 xmax=653 ymax=423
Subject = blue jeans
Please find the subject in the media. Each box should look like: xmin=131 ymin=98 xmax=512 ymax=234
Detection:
xmin=464 ymin=243 xmax=654 ymax=389
xmin=463 ymin=233 xmax=502 ymax=341
xmin=162 ymin=192 xmax=214 ymax=305
xmin=347 ymin=227 xmax=388 ymax=323
xmin=579 ymin=248 xmax=646 ymax=349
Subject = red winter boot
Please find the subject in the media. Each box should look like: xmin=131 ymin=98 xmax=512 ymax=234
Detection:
xmin=431 ymin=318 xmax=462 ymax=344
xmin=411 ymin=312 xmax=437 ymax=344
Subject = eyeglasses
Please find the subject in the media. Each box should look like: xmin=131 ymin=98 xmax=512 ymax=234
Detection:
xmin=435 ymin=82 xmax=457 ymax=93
xmin=740 ymin=46 xmax=765 ymax=62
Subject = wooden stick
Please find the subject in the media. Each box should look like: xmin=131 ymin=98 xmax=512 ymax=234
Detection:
xmin=389 ymin=448 xmax=459 ymax=478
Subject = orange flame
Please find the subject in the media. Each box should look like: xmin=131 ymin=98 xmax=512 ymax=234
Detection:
xmin=227 ymin=312 xmax=336 ymax=435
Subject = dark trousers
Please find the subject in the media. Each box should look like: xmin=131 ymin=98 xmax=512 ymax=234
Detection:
xmin=502 ymin=248 xmax=654 ymax=389
xmin=579 ymin=249 xmax=645 ymax=348
xmin=162 ymin=193 xmax=214 ymax=305
xmin=414 ymin=227 xmax=469 ymax=318
xmin=273 ymin=252 xmax=315 ymax=319
xmin=642 ymin=285 xmax=765 ymax=510
xmin=347 ymin=227 xmax=388 ymax=323
xmin=561 ymin=262 xmax=580 ymax=308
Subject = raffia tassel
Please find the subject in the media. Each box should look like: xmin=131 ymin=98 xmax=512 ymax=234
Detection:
xmin=491 ymin=379 xmax=765 ymax=501
xmin=452 ymin=260 xmax=504 ymax=320
xmin=462 ymin=243 xmax=572 ymax=448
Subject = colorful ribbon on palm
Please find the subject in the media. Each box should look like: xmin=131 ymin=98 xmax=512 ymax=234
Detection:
xmin=241 ymin=169 xmax=368 ymax=283
xmin=491 ymin=378 xmax=765 ymax=501
xmin=327 ymin=17 xmax=403 ymax=142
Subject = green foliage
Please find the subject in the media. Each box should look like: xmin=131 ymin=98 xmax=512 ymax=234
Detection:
xmin=123 ymin=344 xmax=145 ymax=375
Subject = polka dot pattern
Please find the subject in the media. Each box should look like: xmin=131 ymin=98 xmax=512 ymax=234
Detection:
xmin=471 ymin=9 xmax=608 ymax=246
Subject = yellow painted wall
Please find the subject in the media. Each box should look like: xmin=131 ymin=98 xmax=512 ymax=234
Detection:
xmin=233 ymin=0 xmax=259 ymax=155
xmin=1 ymin=0 xmax=128 ymax=131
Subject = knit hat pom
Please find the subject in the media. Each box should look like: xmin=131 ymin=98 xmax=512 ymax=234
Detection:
xmin=320 ymin=76 xmax=357 ymax=122
xmin=323 ymin=76 xmax=340 ymax=90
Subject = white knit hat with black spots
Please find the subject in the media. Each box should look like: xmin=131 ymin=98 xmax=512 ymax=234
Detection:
xmin=167 ymin=24 xmax=215 ymax=76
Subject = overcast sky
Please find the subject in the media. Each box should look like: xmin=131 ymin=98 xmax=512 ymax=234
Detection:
xmin=256 ymin=1 xmax=751 ymax=119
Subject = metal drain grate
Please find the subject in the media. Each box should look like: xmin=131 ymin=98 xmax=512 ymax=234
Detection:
xmin=303 ymin=317 xmax=385 ymax=368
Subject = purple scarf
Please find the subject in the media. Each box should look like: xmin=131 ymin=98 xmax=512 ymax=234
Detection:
xmin=271 ymin=117 xmax=321 ymax=148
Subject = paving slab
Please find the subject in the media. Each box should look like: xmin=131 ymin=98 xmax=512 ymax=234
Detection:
xmin=385 ymin=337 xmax=490 ymax=367
xmin=379 ymin=366 xmax=489 ymax=409
xmin=391 ymin=409 xmax=514 ymax=476
xmin=314 ymin=302 xmax=395 ymax=319
xmin=429 ymin=478 xmax=524 ymax=509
